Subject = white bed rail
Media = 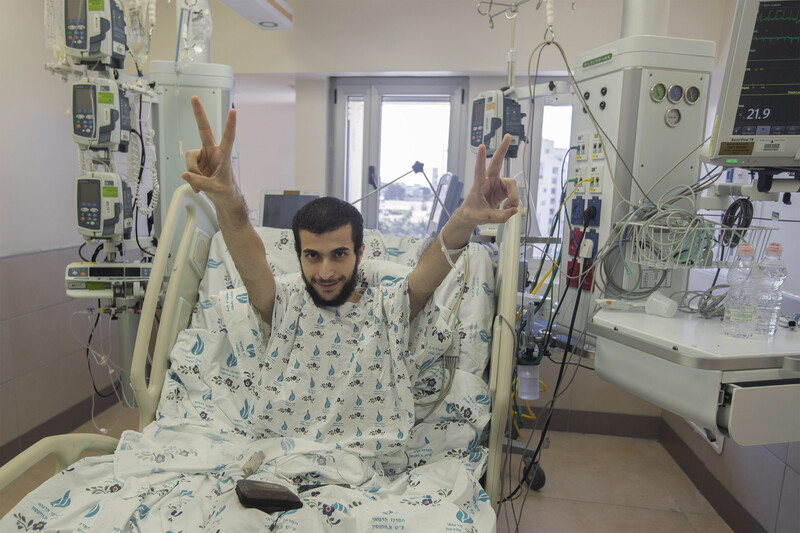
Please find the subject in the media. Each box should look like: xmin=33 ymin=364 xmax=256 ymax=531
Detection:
xmin=130 ymin=184 xmax=219 ymax=431
xmin=484 ymin=213 xmax=521 ymax=510
xmin=0 ymin=186 xmax=217 ymax=493
xmin=0 ymin=434 xmax=120 ymax=492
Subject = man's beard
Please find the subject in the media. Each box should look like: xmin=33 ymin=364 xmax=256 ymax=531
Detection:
xmin=301 ymin=261 xmax=360 ymax=308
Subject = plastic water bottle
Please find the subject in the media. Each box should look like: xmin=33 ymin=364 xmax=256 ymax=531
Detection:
xmin=723 ymin=242 xmax=755 ymax=338
xmin=755 ymin=243 xmax=787 ymax=336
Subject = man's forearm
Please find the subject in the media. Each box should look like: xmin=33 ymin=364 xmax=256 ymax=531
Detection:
xmin=408 ymin=209 xmax=474 ymax=318
xmin=213 ymin=192 xmax=276 ymax=321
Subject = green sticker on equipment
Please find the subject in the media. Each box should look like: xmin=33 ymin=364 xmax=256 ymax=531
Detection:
xmin=582 ymin=53 xmax=612 ymax=68
xmin=88 ymin=0 xmax=104 ymax=11
xmin=87 ymin=282 xmax=106 ymax=291
xmin=97 ymin=92 xmax=114 ymax=105
xmin=102 ymin=186 xmax=118 ymax=198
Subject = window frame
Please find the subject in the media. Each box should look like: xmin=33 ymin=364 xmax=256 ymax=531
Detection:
xmin=329 ymin=77 xmax=469 ymax=230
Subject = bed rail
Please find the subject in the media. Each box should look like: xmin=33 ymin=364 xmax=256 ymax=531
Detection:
xmin=0 ymin=434 xmax=119 ymax=491
xmin=484 ymin=213 xmax=521 ymax=511
xmin=130 ymin=184 xmax=219 ymax=431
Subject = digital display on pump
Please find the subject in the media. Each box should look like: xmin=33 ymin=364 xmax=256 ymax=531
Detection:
xmin=74 ymin=86 xmax=93 ymax=111
xmin=66 ymin=0 xmax=86 ymax=21
xmin=78 ymin=180 xmax=100 ymax=205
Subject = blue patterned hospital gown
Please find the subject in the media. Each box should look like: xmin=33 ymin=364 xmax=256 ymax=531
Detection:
xmin=257 ymin=273 xmax=419 ymax=453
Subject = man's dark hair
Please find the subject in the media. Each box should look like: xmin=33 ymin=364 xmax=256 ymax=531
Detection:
xmin=292 ymin=197 xmax=364 ymax=255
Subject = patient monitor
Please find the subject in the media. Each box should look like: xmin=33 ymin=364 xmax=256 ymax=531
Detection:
xmin=426 ymin=173 xmax=463 ymax=236
xmin=706 ymin=0 xmax=800 ymax=173
xmin=259 ymin=190 xmax=321 ymax=228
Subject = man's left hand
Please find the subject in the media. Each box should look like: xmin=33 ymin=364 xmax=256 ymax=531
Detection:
xmin=457 ymin=134 xmax=520 ymax=226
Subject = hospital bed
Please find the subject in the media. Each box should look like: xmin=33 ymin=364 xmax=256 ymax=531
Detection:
xmin=0 ymin=184 xmax=522 ymax=527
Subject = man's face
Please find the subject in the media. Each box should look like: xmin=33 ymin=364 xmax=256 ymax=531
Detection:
xmin=298 ymin=225 xmax=364 ymax=307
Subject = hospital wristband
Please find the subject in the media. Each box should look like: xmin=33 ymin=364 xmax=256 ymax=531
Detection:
xmin=439 ymin=232 xmax=468 ymax=269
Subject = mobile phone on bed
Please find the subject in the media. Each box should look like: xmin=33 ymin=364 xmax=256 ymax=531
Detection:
xmin=236 ymin=480 xmax=303 ymax=513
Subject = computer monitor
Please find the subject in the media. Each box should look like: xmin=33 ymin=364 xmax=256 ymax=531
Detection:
xmin=706 ymin=0 xmax=800 ymax=175
xmin=426 ymin=173 xmax=463 ymax=236
xmin=259 ymin=190 xmax=322 ymax=228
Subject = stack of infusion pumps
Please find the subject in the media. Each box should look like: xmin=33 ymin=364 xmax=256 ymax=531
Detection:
xmin=66 ymin=0 xmax=133 ymax=244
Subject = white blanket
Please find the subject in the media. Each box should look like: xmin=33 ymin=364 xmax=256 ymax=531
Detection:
xmin=2 ymin=232 xmax=498 ymax=532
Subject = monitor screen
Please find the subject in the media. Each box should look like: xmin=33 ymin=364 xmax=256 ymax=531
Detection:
xmin=706 ymin=0 xmax=800 ymax=170
xmin=426 ymin=173 xmax=463 ymax=236
xmin=259 ymin=191 xmax=321 ymax=229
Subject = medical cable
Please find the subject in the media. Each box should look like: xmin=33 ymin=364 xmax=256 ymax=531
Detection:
xmin=503 ymin=267 xmax=584 ymax=505
xmin=524 ymin=155 xmax=575 ymax=324
xmin=503 ymin=280 xmax=591 ymax=522
xmin=500 ymin=226 xmax=588 ymax=506
xmin=526 ymin=39 xmax=653 ymax=208
xmin=77 ymin=309 xmax=134 ymax=407
xmin=670 ymin=286 xmax=727 ymax=318
xmin=643 ymin=136 xmax=712 ymax=199
xmin=414 ymin=243 xmax=469 ymax=410
xmin=132 ymin=93 xmax=160 ymax=220
xmin=511 ymin=332 xmax=586 ymax=532
xmin=71 ymin=307 xmax=127 ymax=432
xmin=415 ymin=232 xmax=471 ymax=416
xmin=90 ymin=243 xmax=106 ymax=263
xmin=709 ymin=197 xmax=753 ymax=285
xmin=129 ymin=125 xmax=155 ymax=258
xmin=720 ymin=197 xmax=753 ymax=248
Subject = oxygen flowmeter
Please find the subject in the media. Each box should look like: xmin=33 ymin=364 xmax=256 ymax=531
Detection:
xmin=470 ymin=90 xmax=525 ymax=158
xmin=76 ymin=172 xmax=132 ymax=241
xmin=64 ymin=0 xmax=126 ymax=69
xmin=72 ymin=77 xmax=131 ymax=151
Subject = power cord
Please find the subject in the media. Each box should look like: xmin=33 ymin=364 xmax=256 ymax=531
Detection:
xmin=501 ymin=214 xmax=592 ymax=505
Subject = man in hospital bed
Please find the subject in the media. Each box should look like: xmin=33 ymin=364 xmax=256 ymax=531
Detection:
xmin=1 ymin=99 xmax=518 ymax=532
xmin=187 ymin=94 xmax=517 ymax=515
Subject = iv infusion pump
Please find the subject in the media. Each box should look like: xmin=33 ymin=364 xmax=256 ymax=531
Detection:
xmin=64 ymin=0 xmax=126 ymax=69
xmin=470 ymin=90 xmax=525 ymax=158
xmin=72 ymin=77 xmax=130 ymax=152
xmin=76 ymin=172 xmax=132 ymax=241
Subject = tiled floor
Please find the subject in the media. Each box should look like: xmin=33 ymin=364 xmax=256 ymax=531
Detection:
xmin=1 ymin=408 xmax=731 ymax=532
xmin=496 ymin=430 xmax=732 ymax=533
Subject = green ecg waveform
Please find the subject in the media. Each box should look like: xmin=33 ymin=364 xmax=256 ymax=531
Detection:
xmin=751 ymin=34 xmax=800 ymax=43
xmin=756 ymin=8 xmax=800 ymax=24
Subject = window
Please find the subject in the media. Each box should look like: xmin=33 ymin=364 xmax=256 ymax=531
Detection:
xmin=331 ymin=78 xmax=468 ymax=237
xmin=533 ymin=104 xmax=573 ymax=237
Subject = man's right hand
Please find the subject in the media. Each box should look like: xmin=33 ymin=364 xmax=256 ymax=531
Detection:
xmin=182 ymin=95 xmax=238 ymax=208
xmin=181 ymin=96 xmax=276 ymax=325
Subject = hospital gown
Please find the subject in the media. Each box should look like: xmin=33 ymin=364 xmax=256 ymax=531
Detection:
xmin=1 ymin=272 xmax=495 ymax=532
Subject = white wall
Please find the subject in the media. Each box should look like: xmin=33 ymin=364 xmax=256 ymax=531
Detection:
xmin=233 ymin=100 xmax=296 ymax=221
xmin=0 ymin=1 xmax=84 ymax=257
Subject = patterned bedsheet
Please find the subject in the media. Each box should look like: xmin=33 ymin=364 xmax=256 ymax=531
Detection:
xmin=2 ymin=229 xmax=498 ymax=532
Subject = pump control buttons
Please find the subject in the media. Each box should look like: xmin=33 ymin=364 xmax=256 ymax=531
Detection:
xmin=684 ymin=86 xmax=700 ymax=104
xmin=665 ymin=108 xmax=682 ymax=127
xmin=650 ymin=83 xmax=666 ymax=102
xmin=668 ymin=84 xmax=684 ymax=103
